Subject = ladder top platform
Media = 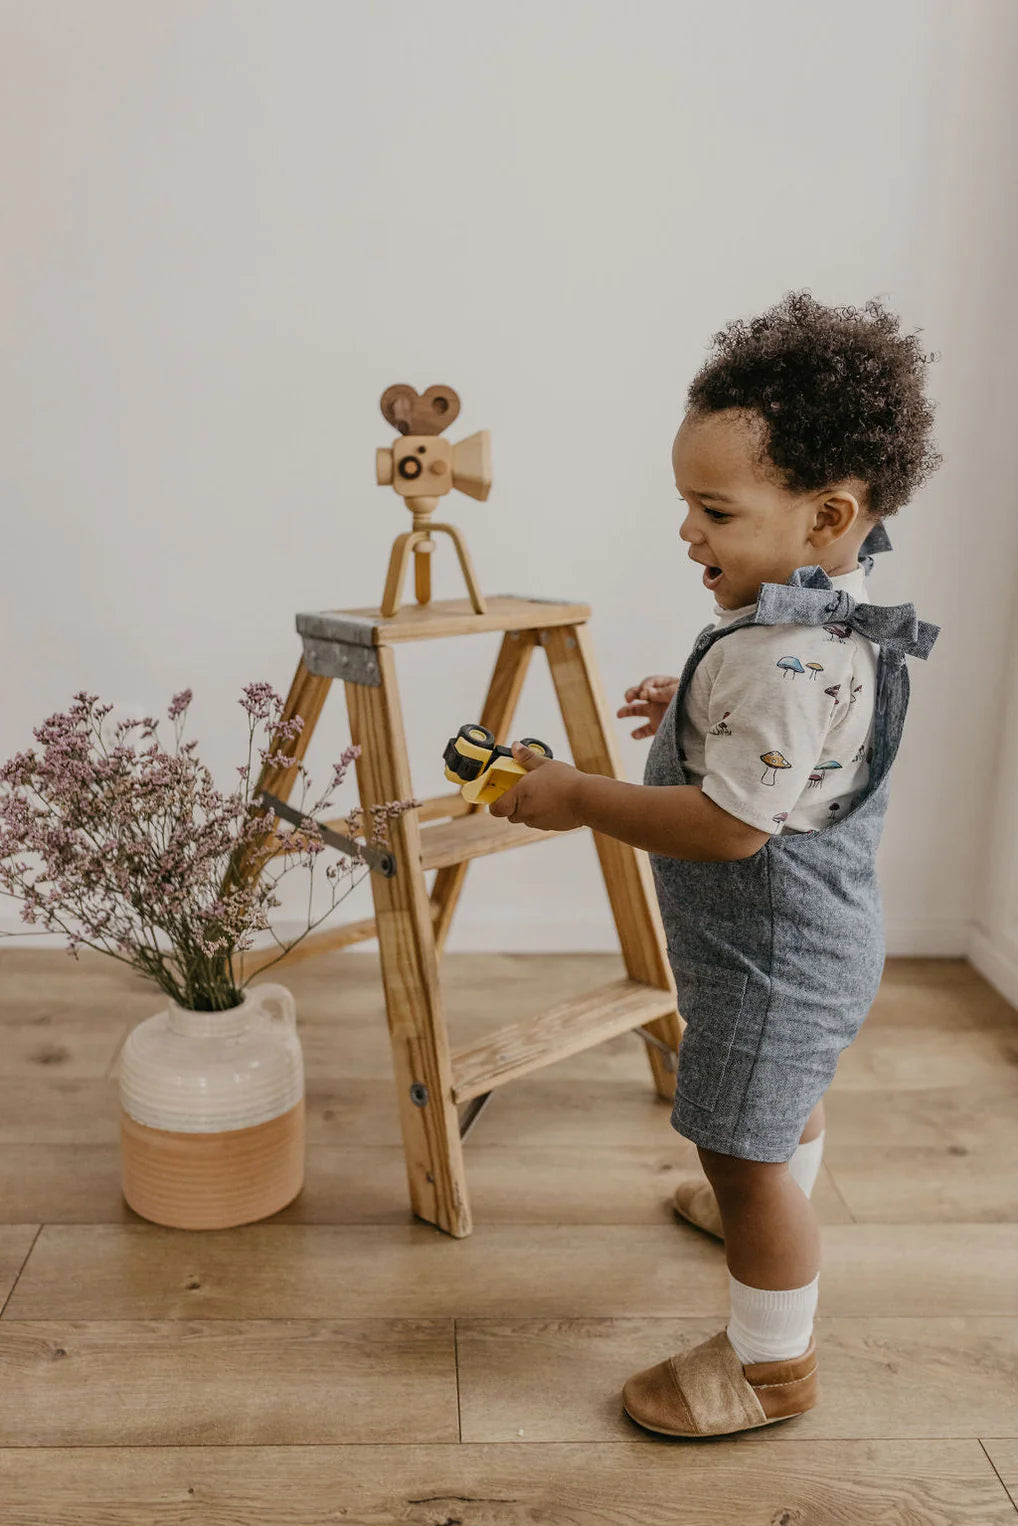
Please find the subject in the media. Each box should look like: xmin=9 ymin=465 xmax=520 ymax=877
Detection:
xmin=296 ymin=594 xmax=592 ymax=648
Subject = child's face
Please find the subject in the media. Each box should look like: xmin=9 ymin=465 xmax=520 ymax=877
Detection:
xmin=672 ymin=408 xmax=868 ymax=609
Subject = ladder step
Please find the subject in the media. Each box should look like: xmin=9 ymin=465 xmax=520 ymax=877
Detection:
xmin=419 ymin=811 xmax=559 ymax=871
xmin=450 ymin=978 xmax=678 ymax=1103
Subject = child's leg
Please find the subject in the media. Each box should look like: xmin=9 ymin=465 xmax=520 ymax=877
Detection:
xmin=699 ymin=1149 xmax=819 ymax=1289
xmin=671 ymin=1097 xmax=828 ymax=1243
xmin=699 ymin=1147 xmax=820 ymax=1364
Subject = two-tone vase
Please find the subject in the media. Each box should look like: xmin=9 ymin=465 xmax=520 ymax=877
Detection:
xmin=117 ymin=982 xmax=305 ymax=1230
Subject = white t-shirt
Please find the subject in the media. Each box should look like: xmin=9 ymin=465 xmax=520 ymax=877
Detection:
xmin=678 ymin=565 xmax=879 ymax=835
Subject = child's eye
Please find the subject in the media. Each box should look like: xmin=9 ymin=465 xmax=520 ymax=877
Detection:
xmin=676 ymin=494 xmax=729 ymax=524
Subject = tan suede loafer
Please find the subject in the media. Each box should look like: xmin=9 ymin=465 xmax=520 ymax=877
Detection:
xmin=622 ymin=1329 xmax=819 ymax=1438
xmin=672 ymin=1174 xmax=725 ymax=1240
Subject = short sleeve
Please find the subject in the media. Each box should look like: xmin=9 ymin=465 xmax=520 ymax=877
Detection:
xmin=698 ymin=626 xmax=854 ymax=834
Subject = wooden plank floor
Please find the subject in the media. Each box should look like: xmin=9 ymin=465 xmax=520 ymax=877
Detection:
xmin=0 ymin=949 xmax=1016 ymax=1523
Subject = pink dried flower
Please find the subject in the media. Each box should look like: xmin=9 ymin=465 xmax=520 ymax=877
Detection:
xmin=0 ymin=687 xmax=419 ymax=1011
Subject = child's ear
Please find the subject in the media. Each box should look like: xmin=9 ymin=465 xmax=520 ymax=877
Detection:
xmin=812 ymin=494 xmax=859 ymax=546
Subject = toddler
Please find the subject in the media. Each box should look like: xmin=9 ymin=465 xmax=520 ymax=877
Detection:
xmin=490 ymin=289 xmax=942 ymax=1437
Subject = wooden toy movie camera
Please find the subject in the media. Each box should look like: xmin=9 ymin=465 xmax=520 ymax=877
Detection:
xmin=376 ymin=384 xmax=492 ymax=618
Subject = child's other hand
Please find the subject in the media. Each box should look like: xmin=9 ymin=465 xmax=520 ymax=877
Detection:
xmin=616 ymin=674 xmax=680 ymax=740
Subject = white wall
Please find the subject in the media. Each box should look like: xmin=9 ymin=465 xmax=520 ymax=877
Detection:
xmin=2 ymin=0 xmax=1017 ymax=976
xmin=969 ymin=570 xmax=1018 ymax=1005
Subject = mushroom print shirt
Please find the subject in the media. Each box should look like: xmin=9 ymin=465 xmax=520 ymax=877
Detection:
xmin=678 ymin=564 xmax=879 ymax=835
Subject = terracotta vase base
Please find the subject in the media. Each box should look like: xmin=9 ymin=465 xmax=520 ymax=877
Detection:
xmin=120 ymin=1099 xmax=305 ymax=1230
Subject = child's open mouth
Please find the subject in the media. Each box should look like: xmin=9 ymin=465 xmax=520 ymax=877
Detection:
xmin=703 ymin=565 xmax=724 ymax=590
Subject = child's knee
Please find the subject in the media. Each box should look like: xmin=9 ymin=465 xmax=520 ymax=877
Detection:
xmin=697 ymin=1146 xmax=787 ymax=1199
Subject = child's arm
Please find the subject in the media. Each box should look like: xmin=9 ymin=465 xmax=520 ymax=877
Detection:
xmin=489 ymin=743 xmax=768 ymax=862
xmin=493 ymin=621 xmax=859 ymax=858
xmin=573 ymin=774 xmax=769 ymax=862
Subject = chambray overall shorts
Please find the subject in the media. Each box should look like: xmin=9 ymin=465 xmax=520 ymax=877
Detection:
xmin=644 ymin=525 xmax=941 ymax=1162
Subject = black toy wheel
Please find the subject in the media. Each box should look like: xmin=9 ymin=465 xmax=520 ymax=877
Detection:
xmin=443 ymin=723 xmax=497 ymax=784
xmin=458 ymin=724 xmax=495 ymax=748
xmin=519 ymin=736 xmax=553 ymax=759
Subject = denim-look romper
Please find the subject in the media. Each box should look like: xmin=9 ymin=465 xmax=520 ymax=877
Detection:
xmin=644 ymin=524 xmax=941 ymax=1162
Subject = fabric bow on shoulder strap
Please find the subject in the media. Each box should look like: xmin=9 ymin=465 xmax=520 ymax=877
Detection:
xmin=755 ymin=563 xmax=940 ymax=661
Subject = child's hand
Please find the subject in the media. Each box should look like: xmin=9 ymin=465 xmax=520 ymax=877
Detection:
xmin=616 ymin=674 xmax=680 ymax=740
xmin=489 ymin=742 xmax=584 ymax=832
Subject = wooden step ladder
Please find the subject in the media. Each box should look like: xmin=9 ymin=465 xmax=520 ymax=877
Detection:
xmin=240 ymin=590 xmax=681 ymax=1237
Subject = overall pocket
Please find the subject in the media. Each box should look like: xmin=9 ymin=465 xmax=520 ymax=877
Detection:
xmin=673 ymin=962 xmax=750 ymax=1114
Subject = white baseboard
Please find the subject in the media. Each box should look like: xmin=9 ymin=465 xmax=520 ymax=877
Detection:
xmin=0 ymin=915 xmax=974 ymax=959
xmin=966 ymin=926 xmax=1018 ymax=1009
xmin=0 ymin=917 xmax=626 ymax=956
xmin=422 ymin=917 xmax=973 ymax=958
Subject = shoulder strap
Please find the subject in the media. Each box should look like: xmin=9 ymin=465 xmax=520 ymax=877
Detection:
xmin=755 ymin=564 xmax=940 ymax=660
xmin=858 ymin=520 xmax=893 ymax=576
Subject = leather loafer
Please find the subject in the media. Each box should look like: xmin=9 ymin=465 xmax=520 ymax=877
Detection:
xmin=623 ymin=1329 xmax=819 ymax=1437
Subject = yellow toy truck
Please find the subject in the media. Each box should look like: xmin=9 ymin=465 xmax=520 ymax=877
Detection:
xmin=443 ymin=724 xmax=553 ymax=807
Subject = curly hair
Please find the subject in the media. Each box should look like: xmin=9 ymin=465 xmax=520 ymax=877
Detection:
xmin=685 ymin=290 xmax=943 ymax=519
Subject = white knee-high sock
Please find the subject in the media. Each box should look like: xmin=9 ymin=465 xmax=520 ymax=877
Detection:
xmin=726 ymin=1273 xmax=819 ymax=1365
xmin=788 ymin=1129 xmax=825 ymax=1197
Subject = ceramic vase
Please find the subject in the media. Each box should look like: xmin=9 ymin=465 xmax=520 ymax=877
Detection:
xmin=118 ymin=982 xmax=305 ymax=1230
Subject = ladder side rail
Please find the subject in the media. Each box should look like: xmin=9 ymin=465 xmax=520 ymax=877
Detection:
xmin=430 ymin=628 xmax=538 ymax=956
xmin=542 ymin=623 xmax=682 ymax=1097
xmin=222 ymin=660 xmax=334 ymax=908
xmin=345 ymin=646 xmax=472 ymax=1238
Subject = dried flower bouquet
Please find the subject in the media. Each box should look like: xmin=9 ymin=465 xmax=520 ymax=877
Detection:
xmin=0 ymin=684 xmax=416 ymax=1010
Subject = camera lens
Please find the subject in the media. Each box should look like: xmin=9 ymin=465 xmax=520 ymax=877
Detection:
xmin=397 ymin=455 xmax=423 ymax=480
